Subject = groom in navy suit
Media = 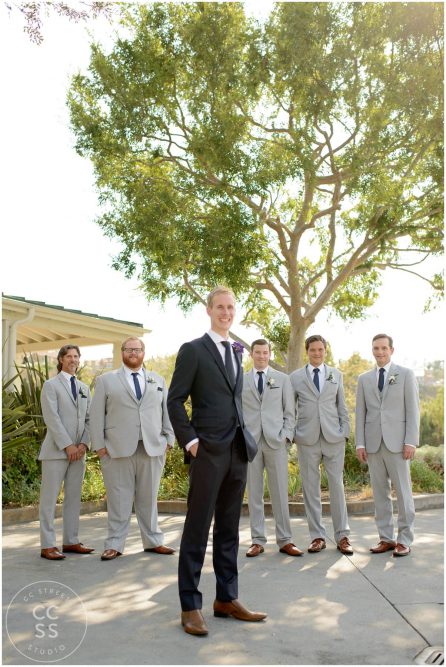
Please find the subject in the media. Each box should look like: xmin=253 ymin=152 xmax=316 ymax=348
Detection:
xmin=167 ymin=286 xmax=266 ymax=636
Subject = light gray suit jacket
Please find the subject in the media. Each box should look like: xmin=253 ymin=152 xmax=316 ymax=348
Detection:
xmin=290 ymin=365 xmax=350 ymax=446
xmin=355 ymin=363 xmax=419 ymax=453
xmin=39 ymin=374 xmax=91 ymax=460
xmin=242 ymin=369 xmax=295 ymax=449
xmin=89 ymin=366 xmax=175 ymax=458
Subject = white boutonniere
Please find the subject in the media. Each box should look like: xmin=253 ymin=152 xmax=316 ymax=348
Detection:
xmin=79 ymin=388 xmax=87 ymax=398
xmin=326 ymin=372 xmax=337 ymax=384
xmin=146 ymin=377 xmax=156 ymax=384
xmin=388 ymin=374 xmax=399 ymax=385
xmin=267 ymin=377 xmax=276 ymax=388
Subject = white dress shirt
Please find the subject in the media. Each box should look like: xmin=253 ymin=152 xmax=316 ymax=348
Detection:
xmin=375 ymin=361 xmax=392 ymax=386
xmin=60 ymin=370 xmax=77 ymax=394
xmin=308 ymin=363 xmax=326 ymax=392
xmin=123 ymin=365 xmax=145 ymax=397
xmin=252 ymin=366 xmax=269 ymax=393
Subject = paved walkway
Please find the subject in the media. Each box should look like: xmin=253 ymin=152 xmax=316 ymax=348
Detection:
xmin=2 ymin=509 xmax=444 ymax=665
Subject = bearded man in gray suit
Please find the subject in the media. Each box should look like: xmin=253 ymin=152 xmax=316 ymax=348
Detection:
xmin=39 ymin=344 xmax=94 ymax=560
xmin=90 ymin=337 xmax=175 ymax=561
xmin=356 ymin=334 xmax=419 ymax=557
xmin=290 ymin=335 xmax=353 ymax=555
xmin=243 ymin=339 xmax=302 ymax=558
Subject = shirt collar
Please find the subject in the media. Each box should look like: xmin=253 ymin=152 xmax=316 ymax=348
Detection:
xmin=60 ymin=370 xmax=75 ymax=382
xmin=308 ymin=363 xmax=325 ymax=373
xmin=376 ymin=362 xmax=392 ymax=374
xmin=253 ymin=366 xmax=269 ymax=376
xmin=208 ymin=329 xmax=231 ymax=346
xmin=123 ymin=364 xmax=143 ymax=376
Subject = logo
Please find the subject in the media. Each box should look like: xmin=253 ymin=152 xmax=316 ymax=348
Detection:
xmin=6 ymin=580 xmax=87 ymax=663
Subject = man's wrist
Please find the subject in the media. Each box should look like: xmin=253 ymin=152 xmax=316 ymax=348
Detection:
xmin=185 ymin=438 xmax=199 ymax=452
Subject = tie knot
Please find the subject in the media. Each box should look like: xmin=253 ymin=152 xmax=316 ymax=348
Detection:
xmin=258 ymin=371 xmax=264 ymax=376
xmin=221 ymin=341 xmax=230 ymax=349
xmin=132 ymin=372 xmax=138 ymax=377
xmin=379 ymin=368 xmax=385 ymax=375
xmin=313 ymin=368 xmax=320 ymax=374
xmin=70 ymin=376 xmax=76 ymax=383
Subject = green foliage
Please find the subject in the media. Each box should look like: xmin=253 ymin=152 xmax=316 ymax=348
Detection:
xmin=420 ymin=386 xmax=444 ymax=446
xmin=2 ymin=356 xmax=49 ymax=507
xmin=158 ymin=445 xmax=189 ymax=500
xmin=410 ymin=458 xmax=443 ymax=494
xmin=80 ymin=456 xmax=106 ymax=502
xmin=68 ymin=2 xmax=444 ymax=370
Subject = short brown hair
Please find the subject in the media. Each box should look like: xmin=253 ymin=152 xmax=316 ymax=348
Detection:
xmin=57 ymin=344 xmax=81 ymax=373
xmin=251 ymin=338 xmax=271 ymax=352
xmin=372 ymin=333 xmax=394 ymax=348
xmin=305 ymin=335 xmax=327 ymax=351
xmin=121 ymin=337 xmax=145 ymax=352
xmin=206 ymin=286 xmax=236 ymax=308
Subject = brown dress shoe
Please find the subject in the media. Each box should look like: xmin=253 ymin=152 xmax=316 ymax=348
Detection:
xmin=279 ymin=543 xmax=304 ymax=557
xmin=144 ymin=545 xmax=175 ymax=555
xmin=100 ymin=549 xmax=122 ymax=561
xmin=63 ymin=543 xmax=95 ymax=554
xmin=393 ymin=543 xmax=411 ymax=557
xmin=41 ymin=547 xmax=65 ymax=560
xmin=308 ymin=538 xmax=326 ymax=553
xmin=181 ymin=610 xmax=208 ymax=636
xmin=246 ymin=544 xmax=264 ymax=557
xmin=213 ymin=599 xmax=267 ymax=622
xmin=370 ymin=540 xmax=396 ymax=554
xmin=337 ymin=537 xmax=354 ymax=555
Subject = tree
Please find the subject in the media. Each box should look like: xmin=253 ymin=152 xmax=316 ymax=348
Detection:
xmin=6 ymin=1 xmax=114 ymax=44
xmin=68 ymin=2 xmax=443 ymax=370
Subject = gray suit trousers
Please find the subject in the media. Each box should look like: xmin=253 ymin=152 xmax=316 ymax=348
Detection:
xmin=297 ymin=434 xmax=349 ymax=542
xmin=39 ymin=458 xmax=86 ymax=548
xmin=367 ymin=441 xmax=415 ymax=546
xmin=100 ymin=441 xmax=165 ymax=553
xmin=247 ymin=435 xmax=292 ymax=547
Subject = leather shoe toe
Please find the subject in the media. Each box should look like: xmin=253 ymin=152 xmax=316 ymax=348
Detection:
xmin=181 ymin=610 xmax=208 ymax=636
xmin=100 ymin=549 xmax=122 ymax=561
xmin=337 ymin=537 xmax=354 ymax=555
xmin=370 ymin=540 xmax=396 ymax=554
xmin=308 ymin=538 xmax=326 ymax=553
xmin=213 ymin=599 xmax=266 ymax=622
xmin=279 ymin=543 xmax=304 ymax=557
xmin=144 ymin=545 xmax=175 ymax=555
xmin=246 ymin=544 xmax=264 ymax=557
xmin=41 ymin=547 xmax=65 ymax=560
xmin=393 ymin=543 xmax=411 ymax=557
xmin=63 ymin=543 xmax=95 ymax=554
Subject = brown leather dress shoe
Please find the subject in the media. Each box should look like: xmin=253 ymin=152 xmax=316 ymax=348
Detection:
xmin=369 ymin=540 xmax=396 ymax=554
xmin=393 ymin=543 xmax=411 ymax=557
xmin=181 ymin=609 xmax=208 ymax=636
xmin=279 ymin=543 xmax=304 ymax=556
xmin=213 ymin=599 xmax=267 ymax=622
xmin=63 ymin=543 xmax=95 ymax=554
xmin=101 ymin=549 xmax=122 ymax=561
xmin=41 ymin=547 xmax=65 ymax=560
xmin=308 ymin=538 xmax=326 ymax=553
xmin=337 ymin=537 xmax=354 ymax=555
xmin=246 ymin=544 xmax=264 ymax=557
xmin=144 ymin=545 xmax=175 ymax=555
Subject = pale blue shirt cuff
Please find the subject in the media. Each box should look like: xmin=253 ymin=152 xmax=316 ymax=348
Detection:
xmin=185 ymin=438 xmax=199 ymax=451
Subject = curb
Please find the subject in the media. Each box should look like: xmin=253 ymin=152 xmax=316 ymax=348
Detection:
xmin=3 ymin=494 xmax=443 ymax=525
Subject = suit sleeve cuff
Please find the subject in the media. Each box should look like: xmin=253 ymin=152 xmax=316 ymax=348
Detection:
xmin=185 ymin=438 xmax=199 ymax=451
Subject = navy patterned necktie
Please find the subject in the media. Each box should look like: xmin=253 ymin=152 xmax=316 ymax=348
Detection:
xmin=378 ymin=367 xmax=385 ymax=392
xmin=257 ymin=371 xmax=264 ymax=395
xmin=132 ymin=372 xmax=142 ymax=400
xmin=70 ymin=376 xmax=77 ymax=400
xmin=313 ymin=368 xmax=320 ymax=392
xmin=222 ymin=341 xmax=236 ymax=388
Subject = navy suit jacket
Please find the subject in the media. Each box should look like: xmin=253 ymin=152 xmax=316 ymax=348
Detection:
xmin=167 ymin=334 xmax=257 ymax=462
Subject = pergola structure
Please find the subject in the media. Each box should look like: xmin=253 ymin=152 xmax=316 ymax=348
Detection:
xmin=2 ymin=294 xmax=150 ymax=382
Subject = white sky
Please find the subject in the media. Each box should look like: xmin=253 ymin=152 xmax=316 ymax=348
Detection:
xmin=1 ymin=5 xmax=443 ymax=372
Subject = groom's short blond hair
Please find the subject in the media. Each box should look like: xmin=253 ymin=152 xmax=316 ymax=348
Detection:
xmin=206 ymin=286 xmax=236 ymax=308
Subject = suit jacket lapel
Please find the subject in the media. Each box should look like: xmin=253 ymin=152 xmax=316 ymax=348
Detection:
xmin=368 ymin=369 xmax=381 ymax=402
xmin=304 ymin=365 xmax=319 ymax=397
xmin=118 ymin=367 xmax=140 ymax=404
xmin=320 ymin=364 xmax=331 ymax=394
xmin=202 ymin=334 xmax=233 ymax=391
xmin=381 ymin=363 xmax=397 ymax=402
xmin=247 ymin=371 xmax=261 ymax=402
xmin=57 ymin=373 xmax=76 ymax=405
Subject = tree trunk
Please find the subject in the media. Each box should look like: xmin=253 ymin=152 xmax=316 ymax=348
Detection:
xmin=287 ymin=316 xmax=312 ymax=372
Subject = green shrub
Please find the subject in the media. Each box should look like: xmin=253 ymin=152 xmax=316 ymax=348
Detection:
xmin=410 ymin=458 xmax=444 ymax=493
